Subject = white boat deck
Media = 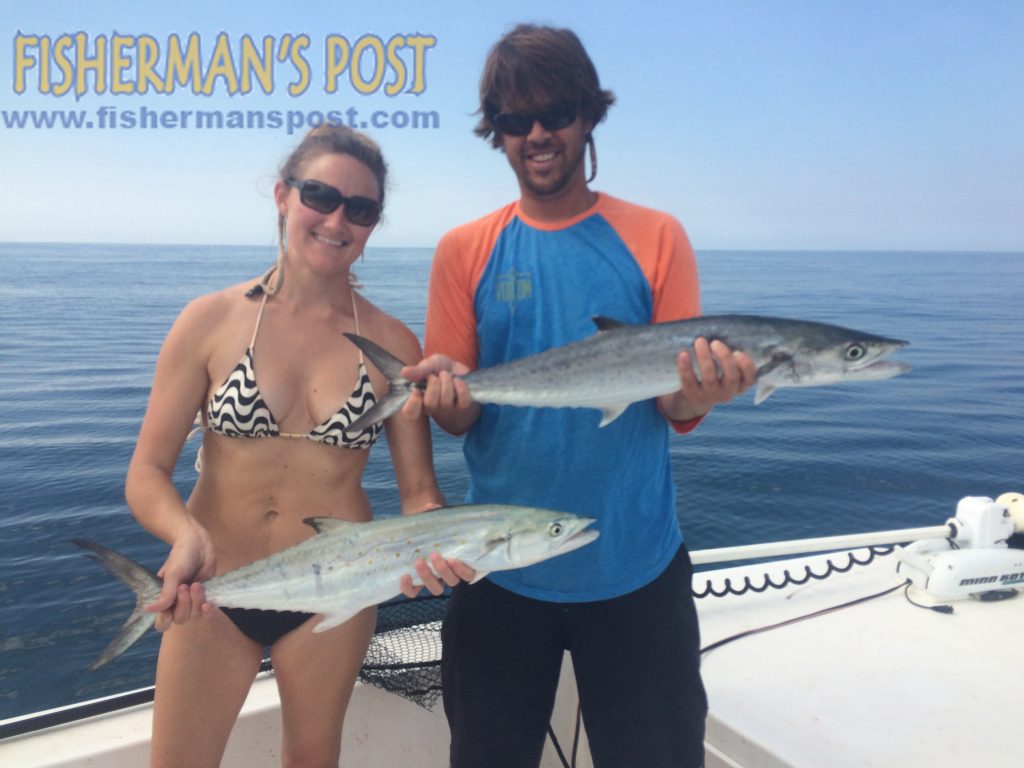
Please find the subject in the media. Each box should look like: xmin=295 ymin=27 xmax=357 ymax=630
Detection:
xmin=3 ymin=547 xmax=1021 ymax=767
xmin=699 ymin=548 xmax=1024 ymax=768
xmin=0 ymin=648 xmax=589 ymax=767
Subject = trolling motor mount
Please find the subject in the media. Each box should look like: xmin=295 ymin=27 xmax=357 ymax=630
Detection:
xmin=896 ymin=494 xmax=1024 ymax=601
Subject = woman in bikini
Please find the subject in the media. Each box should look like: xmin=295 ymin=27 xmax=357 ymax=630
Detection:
xmin=126 ymin=124 xmax=467 ymax=767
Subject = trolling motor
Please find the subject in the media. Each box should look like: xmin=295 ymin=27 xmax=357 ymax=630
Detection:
xmin=896 ymin=493 xmax=1024 ymax=601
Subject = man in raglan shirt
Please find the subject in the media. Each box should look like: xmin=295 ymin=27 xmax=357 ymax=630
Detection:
xmin=402 ymin=23 xmax=757 ymax=768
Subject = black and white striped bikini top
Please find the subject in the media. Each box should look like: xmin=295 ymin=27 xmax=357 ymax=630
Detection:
xmin=203 ymin=291 xmax=382 ymax=449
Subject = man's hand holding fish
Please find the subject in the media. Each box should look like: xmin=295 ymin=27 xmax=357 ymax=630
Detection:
xmin=658 ymin=336 xmax=758 ymax=423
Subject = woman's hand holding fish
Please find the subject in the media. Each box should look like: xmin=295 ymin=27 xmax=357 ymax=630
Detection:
xmin=148 ymin=519 xmax=217 ymax=632
xmin=400 ymin=354 xmax=481 ymax=436
xmin=659 ymin=338 xmax=757 ymax=421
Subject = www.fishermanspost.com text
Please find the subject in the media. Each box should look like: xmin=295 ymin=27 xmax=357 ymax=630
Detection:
xmin=1 ymin=105 xmax=441 ymax=134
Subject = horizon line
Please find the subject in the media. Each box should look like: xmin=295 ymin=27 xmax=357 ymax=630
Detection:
xmin=2 ymin=239 xmax=1022 ymax=256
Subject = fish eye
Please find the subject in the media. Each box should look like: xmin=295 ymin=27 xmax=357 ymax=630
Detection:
xmin=548 ymin=523 xmax=564 ymax=537
xmin=844 ymin=343 xmax=867 ymax=361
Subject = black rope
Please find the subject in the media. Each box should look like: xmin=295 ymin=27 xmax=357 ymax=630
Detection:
xmin=547 ymin=723 xmax=573 ymax=768
xmin=545 ymin=703 xmax=584 ymax=768
xmin=692 ymin=545 xmax=896 ymax=599
xmin=570 ymin=702 xmax=582 ymax=766
xmin=700 ymin=580 xmax=909 ymax=656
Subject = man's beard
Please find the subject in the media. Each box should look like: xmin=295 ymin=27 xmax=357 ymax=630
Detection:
xmin=517 ymin=141 xmax=586 ymax=198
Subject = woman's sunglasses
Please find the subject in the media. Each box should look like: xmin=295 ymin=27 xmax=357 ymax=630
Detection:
xmin=492 ymin=102 xmax=578 ymax=137
xmin=286 ymin=178 xmax=381 ymax=227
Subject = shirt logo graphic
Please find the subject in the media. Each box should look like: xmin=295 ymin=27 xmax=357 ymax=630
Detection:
xmin=496 ymin=269 xmax=532 ymax=312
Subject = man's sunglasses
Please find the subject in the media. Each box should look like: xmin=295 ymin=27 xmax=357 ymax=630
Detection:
xmin=286 ymin=178 xmax=381 ymax=227
xmin=492 ymin=102 xmax=578 ymax=137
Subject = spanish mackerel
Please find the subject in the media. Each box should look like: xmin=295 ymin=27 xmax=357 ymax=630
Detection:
xmin=344 ymin=314 xmax=910 ymax=429
xmin=74 ymin=504 xmax=597 ymax=670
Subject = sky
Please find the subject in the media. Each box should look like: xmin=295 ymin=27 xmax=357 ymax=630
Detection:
xmin=1 ymin=1 xmax=1022 ymax=252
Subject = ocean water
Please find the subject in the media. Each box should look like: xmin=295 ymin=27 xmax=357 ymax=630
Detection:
xmin=0 ymin=243 xmax=1021 ymax=720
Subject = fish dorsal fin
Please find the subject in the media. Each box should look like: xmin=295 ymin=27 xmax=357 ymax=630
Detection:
xmin=303 ymin=517 xmax=359 ymax=535
xmin=592 ymin=316 xmax=630 ymax=332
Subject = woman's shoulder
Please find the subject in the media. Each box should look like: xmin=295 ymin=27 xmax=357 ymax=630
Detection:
xmin=180 ymin=278 xmax=264 ymax=321
xmin=168 ymin=278 xmax=264 ymax=344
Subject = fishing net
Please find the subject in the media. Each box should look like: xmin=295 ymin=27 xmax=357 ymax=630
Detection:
xmin=358 ymin=594 xmax=450 ymax=709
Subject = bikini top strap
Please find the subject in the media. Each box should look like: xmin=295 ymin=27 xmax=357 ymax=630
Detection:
xmin=350 ymin=288 xmax=365 ymax=363
xmin=249 ymin=291 xmax=271 ymax=348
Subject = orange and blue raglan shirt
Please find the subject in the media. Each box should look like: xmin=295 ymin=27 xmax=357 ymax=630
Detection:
xmin=424 ymin=193 xmax=701 ymax=602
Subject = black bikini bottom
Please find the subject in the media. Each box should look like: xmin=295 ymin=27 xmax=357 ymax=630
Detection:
xmin=221 ymin=607 xmax=315 ymax=647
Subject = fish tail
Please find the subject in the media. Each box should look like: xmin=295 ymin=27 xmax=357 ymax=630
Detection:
xmin=343 ymin=332 xmax=416 ymax=430
xmin=72 ymin=539 xmax=161 ymax=671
